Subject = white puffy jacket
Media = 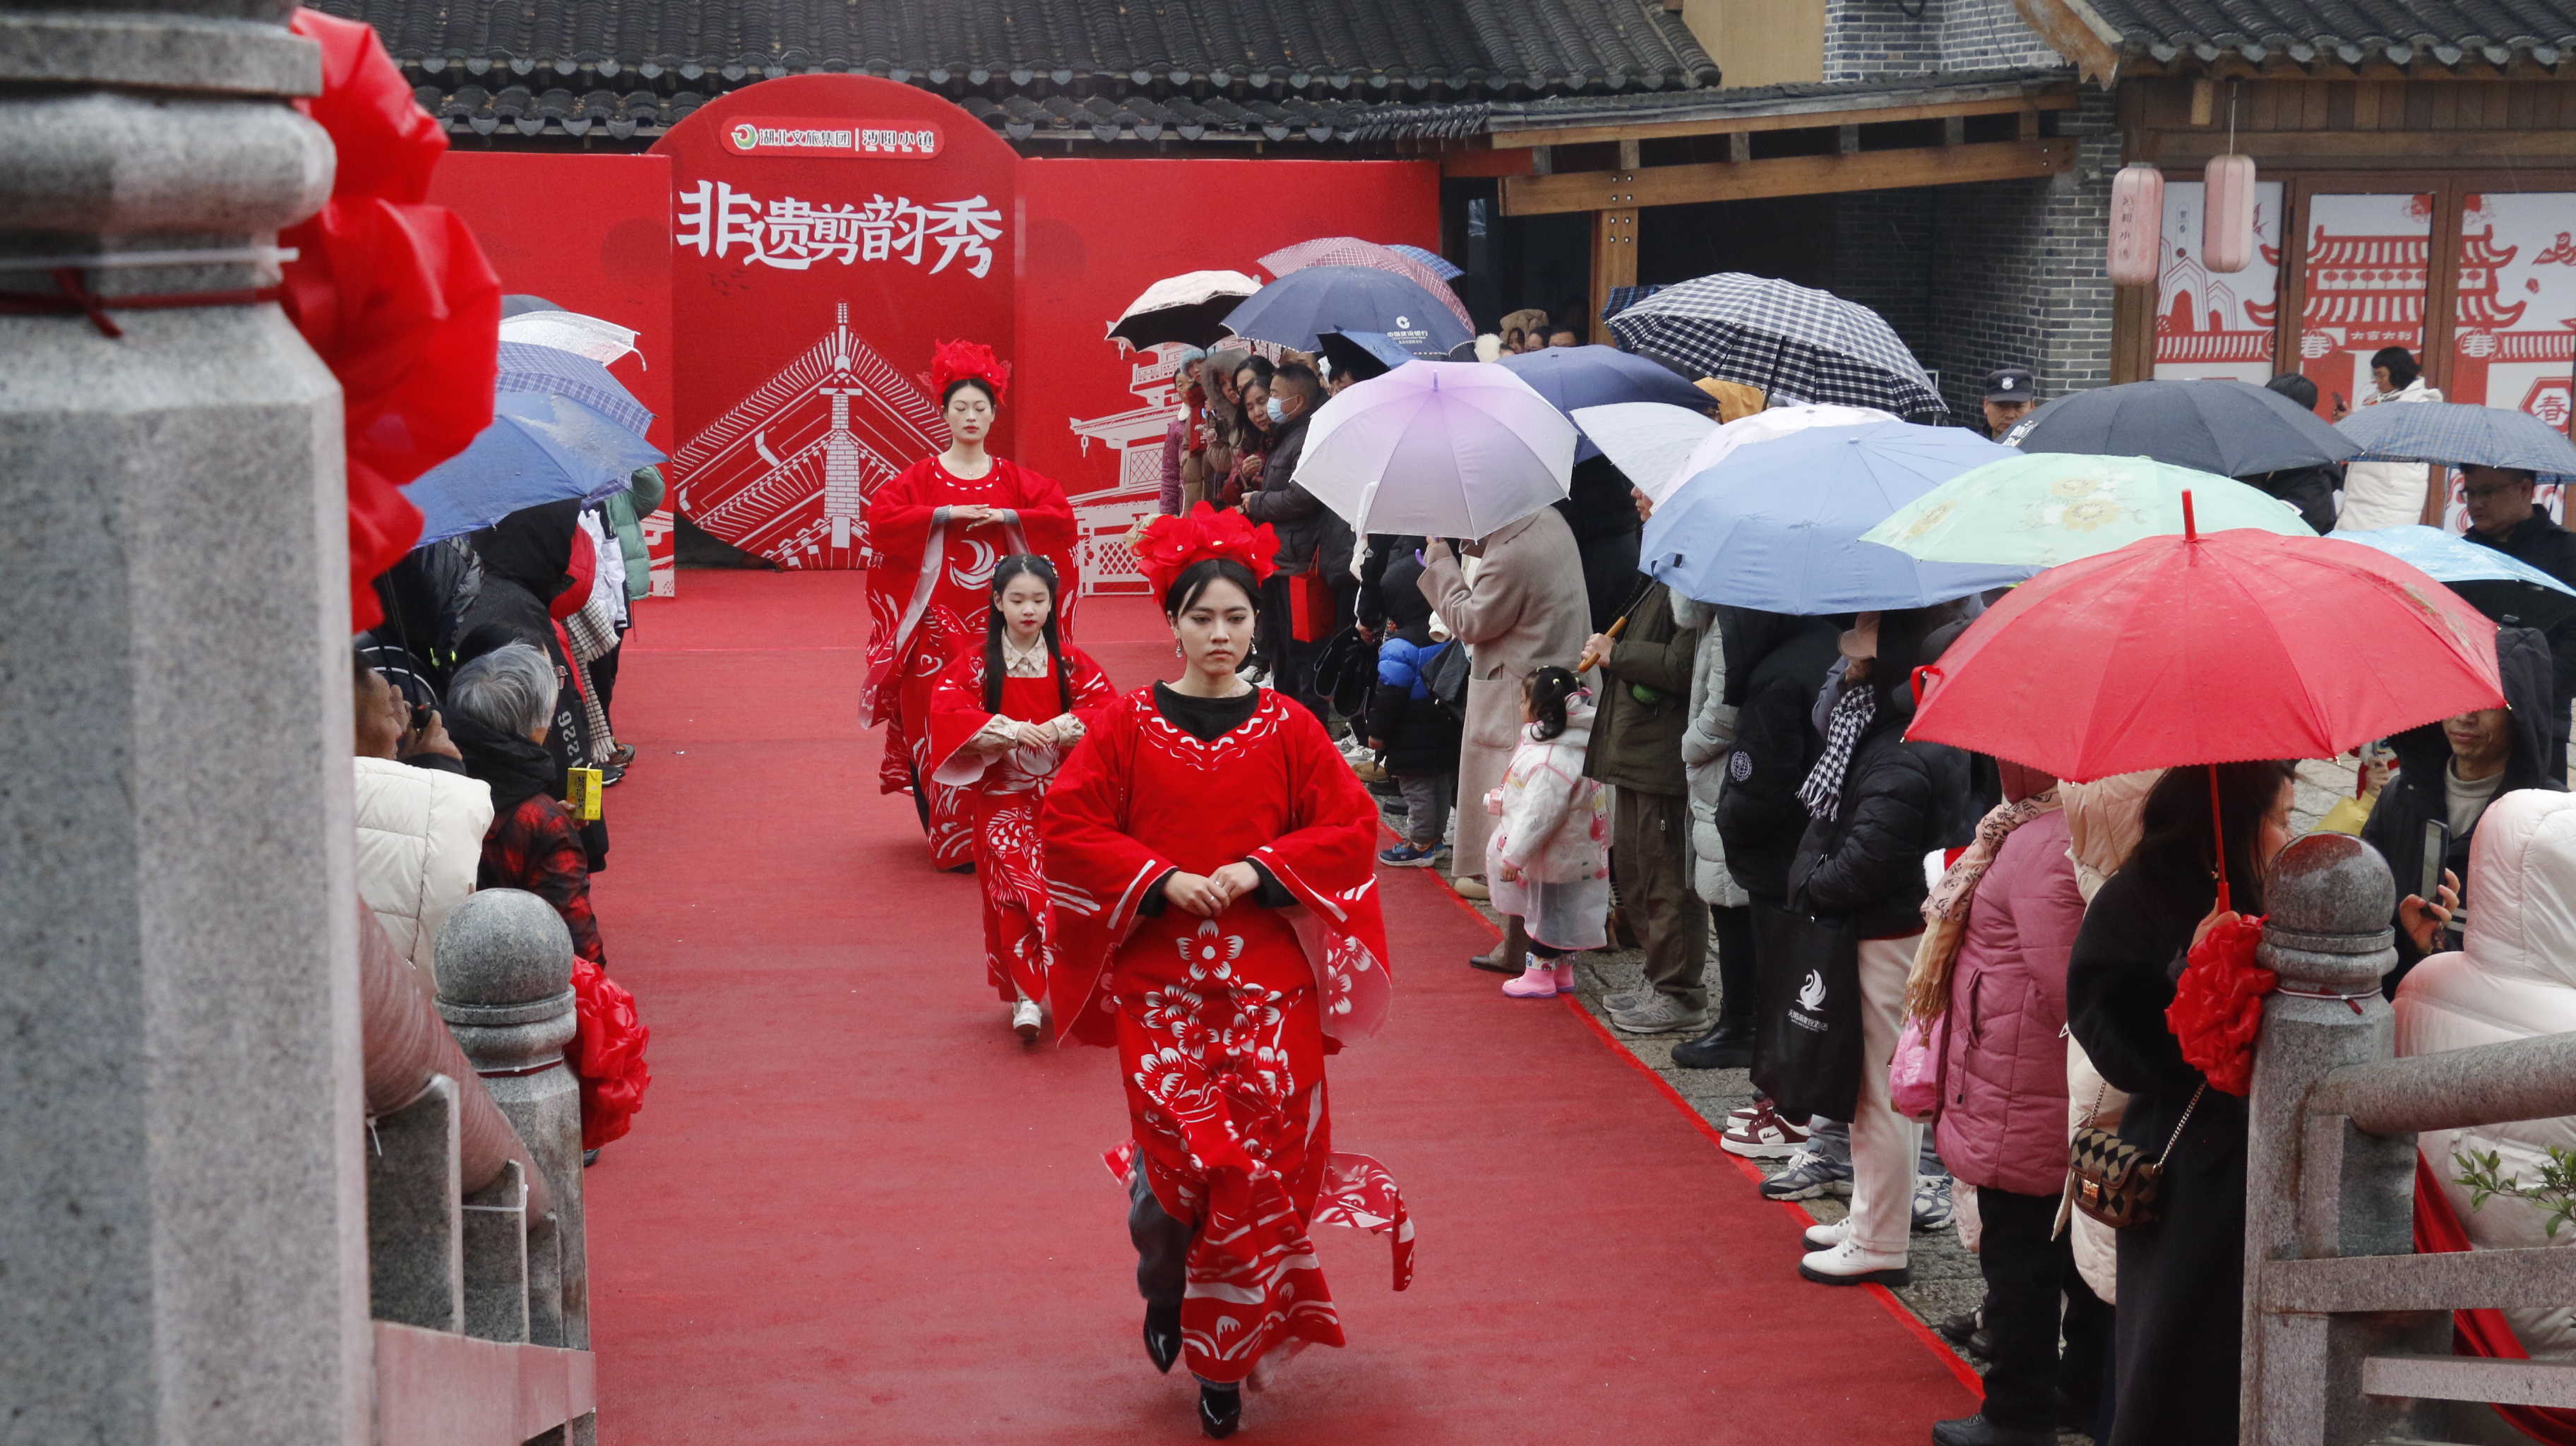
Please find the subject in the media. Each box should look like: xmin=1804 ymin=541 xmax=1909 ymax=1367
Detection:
xmin=2395 ymin=787 xmax=2576 ymax=1362
xmin=354 ymin=756 xmax=494 ymax=976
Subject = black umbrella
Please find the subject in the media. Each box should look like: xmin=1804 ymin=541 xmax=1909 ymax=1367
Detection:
xmin=2014 ymin=378 xmax=2359 ymax=478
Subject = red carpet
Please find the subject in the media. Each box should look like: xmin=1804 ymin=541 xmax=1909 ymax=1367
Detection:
xmin=587 ymin=569 xmax=1978 ymax=1443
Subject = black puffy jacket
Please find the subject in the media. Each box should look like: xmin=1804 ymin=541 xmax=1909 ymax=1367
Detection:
xmin=1715 ymin=614 xmax=1842 ymax=903
xmin=2359 ymin=623 xmax=2562 ymax=989
xmin=1784 ymin=613 xmax=1978 ymax=936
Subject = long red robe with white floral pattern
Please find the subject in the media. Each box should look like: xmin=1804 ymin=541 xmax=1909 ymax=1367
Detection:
xmin=924 ymin=644 xmax=1116 ymax=1003
xmin=1042 ymin=686 xmax=1412 ymax=1386
xmin=859 ymin=455 xmax=1078 ymax=868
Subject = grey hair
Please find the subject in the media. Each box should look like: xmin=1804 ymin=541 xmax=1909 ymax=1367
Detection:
xmin=450 ymin=643 xmax=558 ymax=739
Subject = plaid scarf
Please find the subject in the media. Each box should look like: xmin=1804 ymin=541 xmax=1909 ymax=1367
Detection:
xmin=1797 ymin=683 xmax=1876 ymax=820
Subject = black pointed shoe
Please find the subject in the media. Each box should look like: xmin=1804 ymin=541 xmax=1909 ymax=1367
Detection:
xmin=1198 ymin=1383 xmax=1241 ymax=1440
xmin=1930 ymin=1413 xmax=2056 ymax=1446
xmin=1143 ymin=1302 xmax=1181 ymax=1374
xmin=1671 ymin=1017 xmax=1754 ymax=1070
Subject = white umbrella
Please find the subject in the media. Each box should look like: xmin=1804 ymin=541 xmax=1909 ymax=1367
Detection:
xmin=1570 ymin=400 xmax=1897 ymax=503
xmin=1294 ymin=361 xmax=1578 ymax=539
xmin=499 ymin=309 xmax=641 ymax=368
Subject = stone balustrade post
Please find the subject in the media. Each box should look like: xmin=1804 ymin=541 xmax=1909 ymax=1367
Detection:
xmin=0 ymin=5 xmax=362 ymax=1442
xmin=2241 ymin=833 xmax=2446 ymax=1445
xmin=435 ymin=889 xmax=595 ymax=1445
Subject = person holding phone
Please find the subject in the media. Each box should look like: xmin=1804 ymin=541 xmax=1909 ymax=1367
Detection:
xmin=2359 ymin=624 xmax=2561 ymax=993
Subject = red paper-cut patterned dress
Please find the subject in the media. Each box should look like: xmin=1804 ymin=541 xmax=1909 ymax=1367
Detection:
xmin=924 ymin=641 xmax=1116 ymax=1004
xmin=1042 ymin=683 xmax=1413 ymax=1387
xmin=859 ymin=455 xmax=1078 ymax=868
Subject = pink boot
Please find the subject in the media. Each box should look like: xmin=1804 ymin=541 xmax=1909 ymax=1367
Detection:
xmin=1551 ymin=958 xmax=1578 ymax=994
xmin=1501 ymin=958 xmax=1558 ymax=998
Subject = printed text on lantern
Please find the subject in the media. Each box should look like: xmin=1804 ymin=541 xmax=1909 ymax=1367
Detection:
xmin=674 ymin=181 xmax=1003 ymax=277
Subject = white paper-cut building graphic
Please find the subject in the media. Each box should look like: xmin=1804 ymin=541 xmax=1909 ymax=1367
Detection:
xmin=672 ymin=301 xmax=943 ymax=569
xmin=1065 ymin=343 xmax=1191 ymax=595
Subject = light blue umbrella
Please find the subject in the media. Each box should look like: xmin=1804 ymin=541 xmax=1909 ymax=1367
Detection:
xmin=405 ymin=390 xmax=666 ymax=546
xmin=1640 ymin=420 xmax=2032 ymax=613
xmin=495 ymin=340 xmax=654 ymax=440
xmin=2329 ymin=524 xmax=2576 ymax=631
xmin=2336 ymin=400 xmax=2576 ymax=474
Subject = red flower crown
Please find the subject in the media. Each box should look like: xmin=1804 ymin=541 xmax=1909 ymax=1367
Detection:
xmin=928 ymin=338 xmax=1010 ymax=406
xmin=1135 ymin=503 xmax=1279 ymax=601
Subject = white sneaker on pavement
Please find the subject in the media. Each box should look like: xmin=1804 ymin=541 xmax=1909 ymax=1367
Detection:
xmin=1797 ymin=1238 xmax=1909 ymax=1287
xmin=1803 ymin=1217 xmax=1849 ymax=1250
xmin=1010 ymin=998 xmax=1042 ymax=1042
xmin=1606 ymin=993 xmax=1711 ymax=1036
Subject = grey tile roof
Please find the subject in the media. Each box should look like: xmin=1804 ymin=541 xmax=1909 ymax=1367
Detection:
xmin=2085 ymin=0 xmax=2576 ymax=67
xmin=1342 ymin=66 xmax=2071 ymax=140
xmin=318 ymin=0 xmax=1720 ymax=143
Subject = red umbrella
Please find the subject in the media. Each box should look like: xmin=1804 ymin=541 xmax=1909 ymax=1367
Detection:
xmin=1908 ymin=496 xmax=2503 ymax=902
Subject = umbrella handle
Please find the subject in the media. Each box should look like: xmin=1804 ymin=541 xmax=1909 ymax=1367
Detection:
xmin=1578 ymin=616 xmax=1627 ymax=674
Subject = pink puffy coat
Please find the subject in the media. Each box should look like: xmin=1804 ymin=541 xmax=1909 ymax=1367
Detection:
xmin=1932 ymin=808 xmax=2087 ymax=1198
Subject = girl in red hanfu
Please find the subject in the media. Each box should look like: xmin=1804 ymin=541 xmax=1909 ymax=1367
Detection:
xmin=859 ymin=340 xmax=1080 ymax=871
xmin=925 ymin=554 xmax=1116 ymax=1042
xmin=1041 ymin=504 xmax=1414 ymax=1441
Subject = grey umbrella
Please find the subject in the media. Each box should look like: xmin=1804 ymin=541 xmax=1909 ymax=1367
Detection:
xmin=2335 ymin=400 xmax=2576 ymax=474
xmin=2014 ymin=378 xmax=2359 ymax=477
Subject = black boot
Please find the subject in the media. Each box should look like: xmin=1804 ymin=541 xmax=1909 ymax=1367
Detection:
xmin=1671 ymin=1015 xmax=1754 ymax=1070
xmin=1198 ymin=1383 xmax=1241 ymax=1439
xmin=1929 ymin=1413 xmax=2054 ymax=1446
xmin=1143 ymin=1301 xmax=1181 ymax=1374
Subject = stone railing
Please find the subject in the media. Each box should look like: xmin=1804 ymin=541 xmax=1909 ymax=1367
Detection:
xmin=364 ymin=890 xmax=597 ymax=1446
xmin=2242 ymin=832 xmax=2576 ymax=1445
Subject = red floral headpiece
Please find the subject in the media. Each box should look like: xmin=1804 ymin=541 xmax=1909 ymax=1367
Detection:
xmin=929 ymin=338 xmax=1011 ymax=406
xmin=1135 ymin=503 xmax=1280 ymax=601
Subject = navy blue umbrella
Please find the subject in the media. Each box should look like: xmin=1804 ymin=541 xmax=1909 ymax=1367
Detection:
xmin=2014 ymin=378 xmax=2358 ymax=477
xmin=1223 ymin=265 xmax=1473 ymax=357
xmin=1497 ymin=344 xmax=1713 ymax=462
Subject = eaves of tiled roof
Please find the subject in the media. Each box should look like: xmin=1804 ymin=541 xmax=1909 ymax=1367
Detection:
xmin=2051 ymin=0 xmax=2576 ymax=74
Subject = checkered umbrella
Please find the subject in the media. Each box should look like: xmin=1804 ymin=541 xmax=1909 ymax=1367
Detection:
xmin=2335 ymin=400 xmax=2576 ymax=474
xmin=496 ymin=341 xmax=654 ymax=439
xmin=1599 ymin=284 xmax=1666 ymax=321
xmin=1384 ymin=244 xmax=1465 ymax=280
xmin=1606 ymin=273 xmax=1944 ymax=420
xmin=1257 ymin=236 xmax=1474 ymax=332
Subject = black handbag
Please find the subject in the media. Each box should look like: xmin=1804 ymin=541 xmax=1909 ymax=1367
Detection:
xmin=1748 ymin=906 xmax=1864 ymax=1122
xmin=1421 ymin=638 xmax=1470 ymax=719
xmin=2069 ymin=1082 xmax=2203 ymax=1230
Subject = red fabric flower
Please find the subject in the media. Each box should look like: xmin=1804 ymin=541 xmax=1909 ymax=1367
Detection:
xmin=928 ymin=338 xmax=1011 ymax=406
xmin=282 ymin=9 xmax=501 ymax=632
xmin=2166 ymin=912 xmax=2276 ymax=1096
xmin=568 ymin=957 xmax=650 ymax=1149
xmin=1134 ymin=503 xmax=1280 ymax=602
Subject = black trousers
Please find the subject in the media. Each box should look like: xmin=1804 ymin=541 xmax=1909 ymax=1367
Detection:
xmin=1978 ymin=1184 xmax=2112 ymax=1430
xmin=1710 ymin=902 xmax=1756 ymax=1027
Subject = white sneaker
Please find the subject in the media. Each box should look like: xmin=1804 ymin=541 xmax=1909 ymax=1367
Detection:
xmin=1796 ymin=1238 xmax=1909 ymax=1286
xmin=1010 ymin=998 xmax=1042 ymax=1042
xmin=1802 ymin=1217 xmax=1848 ymax=1250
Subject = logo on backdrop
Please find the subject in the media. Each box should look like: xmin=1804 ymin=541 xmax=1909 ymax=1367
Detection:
xmin=720 ymin=118 xmax=945 ymax=158
xmin=674 ymin=180 xmax=1003 ymax=275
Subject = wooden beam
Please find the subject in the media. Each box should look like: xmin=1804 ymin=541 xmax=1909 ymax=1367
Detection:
xmin=1499 ymin=138 xmax=2074 ymax=216
xmin=1483 ymin=85 xmax=2075 ymax=148
xmin=1727 ymin=131 xmax=1752 ymax=163
xmin=1438 ymin=145 xmax=1536 ymax=179
xmin=2011 ymin=0 xmax=2123 ymax=84
xmin=2190 ymin=78 xmax=2215 ymax=125
xmin=2151 ymin=126 xmax=2576 ymax=161
xmin=1837 ymin=124 xmax=1860 ymax=154
xmin=1943 ymin=114 xmax=1967 ymax=145
xmin=1588 ymin=207 xmax=1639 ymax=345
xmin=1616 ymin=138 xmax=1640 ymax=169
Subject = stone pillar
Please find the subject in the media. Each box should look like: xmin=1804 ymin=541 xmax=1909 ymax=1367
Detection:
xmin=2241 ymin=832 xmax=2444 ymax=1445
xmin=436 ymin=889 xmax=595 ymax=1444
xmin=0 ymin=6 xmax=361 ymax=1445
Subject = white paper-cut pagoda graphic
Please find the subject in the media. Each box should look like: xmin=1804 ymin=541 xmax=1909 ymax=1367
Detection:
xmin=673 ymin=301 xmax=942 ymax=569
xmin=1065 ymin=342 xmax=1192 ymax=595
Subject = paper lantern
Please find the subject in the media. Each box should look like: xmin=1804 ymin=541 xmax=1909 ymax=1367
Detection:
xmin=2108 ymin=162 xmax=2166 ymax=287
xmin=2203 ymin=153 xmax=2257 ymax=273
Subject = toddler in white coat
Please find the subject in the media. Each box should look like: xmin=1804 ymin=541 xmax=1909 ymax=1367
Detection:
xmin=1485 ymin=667 xmax=1611 ymax=998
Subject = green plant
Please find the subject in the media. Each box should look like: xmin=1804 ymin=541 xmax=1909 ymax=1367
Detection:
xmin=2452 ymin=1146 xmax=2576 ymax=1239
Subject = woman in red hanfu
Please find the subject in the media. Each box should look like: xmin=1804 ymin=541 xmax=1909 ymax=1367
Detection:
xmin=924 ymin=554 xmax=1116 ymax=1041
xmin=859 ymin=340 xmax=1080 ymax=871
xmin=1041 ymin=505 xmax=1414 ymax=1440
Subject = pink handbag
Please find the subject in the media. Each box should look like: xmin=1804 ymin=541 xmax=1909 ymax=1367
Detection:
xmin=1889 ymin=1015 xmax=1942 ymax=1122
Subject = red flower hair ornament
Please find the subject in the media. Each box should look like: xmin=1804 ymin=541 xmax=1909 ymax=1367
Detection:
xmin=1135 ymin=503 xmax=1280 ymax=602
xmin=929 ymin=339 xmax=1011 ymax=406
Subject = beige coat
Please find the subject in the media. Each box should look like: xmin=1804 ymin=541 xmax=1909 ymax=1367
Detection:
xmin=1419 ymin=506 xmax=1590 ymax=873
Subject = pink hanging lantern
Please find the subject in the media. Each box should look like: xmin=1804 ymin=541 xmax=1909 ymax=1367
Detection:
xmin=2108 ymin=162 xmax=2166 ymax=287
xmin=2203 ymin=153 xmax=2258 ymax=273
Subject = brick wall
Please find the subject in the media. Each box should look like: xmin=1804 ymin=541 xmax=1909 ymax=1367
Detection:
xmin=1823 ymin=0 xmax=2060 ymax=80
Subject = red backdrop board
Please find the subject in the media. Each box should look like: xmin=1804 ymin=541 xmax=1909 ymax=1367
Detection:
xmin=651 ymin=76 xmax=1018 ymax=570
xmin=425 ymin=152 xmax=679 ymax=594
xmin=1013 ymin=157 xmax=1441 ymax=594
